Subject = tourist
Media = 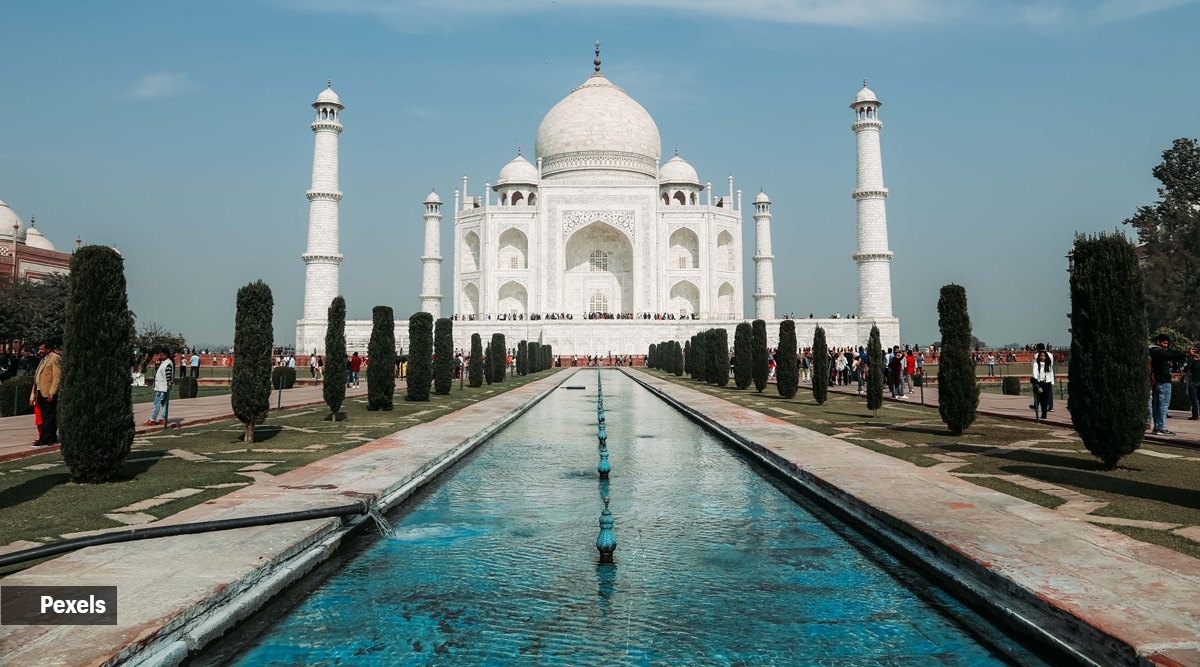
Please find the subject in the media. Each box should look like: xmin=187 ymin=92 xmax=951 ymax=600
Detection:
xmin=987 ymin=353 xmax=995 ymax=377
xmin=315 ymin=356 xmax=324 ymax=382
xmin=310 ymin=354 xmax=318 ymax=379
xmin=29 ymin=342 xmax=62 ymax=447
xmin=349 ymin=352 xmax=362 ymax=388
xmin=905 ymin=348 xmax=916 ymax=395
xmin=1149 ymin=333 xmax=1186 ymax=435
xmin=888 ymin=346 xmax=905 ymax=399
xmin=1187 ymin=348 xmax=1200 ymax=420
xmin=146 ymin=350 xmax=173 ymax=427
xmin=1030 ymin=349 xmax=1054 ymax=420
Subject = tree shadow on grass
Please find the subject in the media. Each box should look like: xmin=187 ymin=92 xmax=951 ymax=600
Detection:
xmin=989 ymin=448 xmax=1109 ymax=471
xmin=253 ymin=426 xmax=282 ymax=443
xmin=0 ymin=473 xmax=71 ymax=510
xmin=1003 ymin=464 xmax=1200 ymax=511
xmin=892 ymin=425 xmax=958 ymax=438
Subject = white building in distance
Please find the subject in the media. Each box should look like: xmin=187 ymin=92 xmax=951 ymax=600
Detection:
xmin=297 ymin=50 xmax=900 ymax=356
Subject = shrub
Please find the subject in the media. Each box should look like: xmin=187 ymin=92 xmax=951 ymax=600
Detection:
xmin=937 ymin=284 xmax=980 ymax=435
xmin=517 ymin=340 xmax=528 ymax=376
xmin=491 ymin=333 xmax=507 ymax=382
xmin=692 ymin=334 xmax=707 ymax=381
xmin=913 ymin=373 xmax=924 ymax=388
xmin=866 ymin=325 xmax=884 ymax=416
xmin=733 ymin=323 xmax=753 ymax=390
xmin=1069 ymin=232 xmax=1149 ymax=469
xmin=270 ymin=366 xmax=296 ymax=390
xmin=232 ymin=282 xmax=274 ymax=438
xmin=751 ymin=319 xmax=768 ymax=393
xmin=1002 ymin=376 xmax=1022 ymax=396
xmin=368 ymin=307 xmax=397 ymax=409
xmin=433 ymin=317 xmax=453 ymax=396
xmin=776 ymin=320 xmax=798 ymax=399
xmin=468 ymin=333 xmax=483 ymax=386
xmin=60 ymin=246 xmax=135 ymax=482
xmin=177 ymin=376 xmax=199 ymax=399
xmin=406 ymin=312 xmax=433 ymax=401
xmin=323 ymin=296 xmax=347 ymax=419
xmin=0 ymin=376 xmax=35 ymax=417
xmin=811 ymin=326 xmax=829 ymax=405
xmin=674 ymin=340 xmax=684 ymax=377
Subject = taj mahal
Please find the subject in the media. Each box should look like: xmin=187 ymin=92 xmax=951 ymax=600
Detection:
xmin=296 ymin=47 xmax=900 ymax=355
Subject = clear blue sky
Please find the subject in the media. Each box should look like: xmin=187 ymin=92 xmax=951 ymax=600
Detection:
xmin=3 ymin=0 xmax=1196 ymax=349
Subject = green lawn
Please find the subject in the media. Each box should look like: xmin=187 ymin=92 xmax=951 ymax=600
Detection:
xmin=651 ymin=369 xmax=1200 ymax=560
xmin=0 ymin=370 xmax=557 ymax=576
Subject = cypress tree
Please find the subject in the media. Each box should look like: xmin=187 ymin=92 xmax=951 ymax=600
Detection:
xmin=674 ymin=340 xmax=684 ymax=377
xmin=752 ymin=319 xmax=769 ymax=393
xmin=545 ymin=345 xmax=553 ymax=369
xmin=776 ymin=320 xmax=799 ymax=399
xmin=867 ymin=325 xmax=885 ymax=417
xmin=433 ymin=317 xmax=453 ymax=395
xmin=711 ymin=329 xmax=730 ymax=386
xmin=366 ymin=306 xmax=396 ymax=410
xmin=323 ymin=296 xmax=347 ymax=420
xmin=684 ymin=340 xmax=693 ymax=377
xmin=811 ymin=326 xmax=829 ymax=405
xmin=527 ymin=341 xmax=538 ymax=373
xmin=693 ymin=333 xmax=708 ymax=381
xmin=517 ymin=340 xmax=528 ymax=376
xmin=406 ymin=312 xmax=433 ymax=401
xmin=492 ymin=333 xmax=507 ymax=382
xmin=648 ymin=343 xmax=657 ymax=370
xmin=60 ymin=246 xmax=135 ymax=482
xmin=733 ymin=322 xmax=753 ymax=389
xmin=1069 ymin=233 xmax=1149 ymax=469
xmin=937 ymin=284 xmax=980 ymax=435
xmin=468 ymin=333 xmax=483 ymax=387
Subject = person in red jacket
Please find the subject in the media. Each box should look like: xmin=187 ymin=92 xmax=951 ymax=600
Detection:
xmin=349 ymin=352 xmax=363 ymax=388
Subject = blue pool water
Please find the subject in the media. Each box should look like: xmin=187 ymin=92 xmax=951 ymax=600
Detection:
xmin=217 ymin=371 xmax=1050 ymax=666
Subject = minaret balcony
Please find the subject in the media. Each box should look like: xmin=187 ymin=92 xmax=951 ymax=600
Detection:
xmin=851 ymin=188 xmax=889 ymax=200
xmin=302 ymin=252 xmax=344 ymax=264
xmin=307 ymin=191 xmax=343 ymax=202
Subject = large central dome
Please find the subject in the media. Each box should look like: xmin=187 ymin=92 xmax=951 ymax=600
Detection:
xmin=534 ymin=73 xmax=661 ymax=180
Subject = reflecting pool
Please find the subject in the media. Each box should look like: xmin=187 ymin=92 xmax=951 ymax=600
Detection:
xmin=215 ymin=371 xmax=1050 ymax=666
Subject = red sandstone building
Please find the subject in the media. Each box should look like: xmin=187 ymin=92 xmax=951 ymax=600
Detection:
xmin=0 ymin=199 xmax=73 ymax=280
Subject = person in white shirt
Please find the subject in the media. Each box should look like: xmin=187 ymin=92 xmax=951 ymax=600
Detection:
xmin=1030 ymin=350 xmax=1054 ymax=419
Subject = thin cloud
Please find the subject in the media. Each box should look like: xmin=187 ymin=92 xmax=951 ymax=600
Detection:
xmin=269 ymin=0 xmax=1197 ymax=28
xmin=131 ymin=72 xmax=190 ymax=99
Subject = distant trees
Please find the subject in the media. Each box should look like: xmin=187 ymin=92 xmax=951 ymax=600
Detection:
xmin=1069 ymin=233 xmax=1148 ymax=469
xmin=0 ymin=273 xmax=69 ymax=348
xmin=367 ymin=306 xmax=396 ymax=410
xmin=433 ymin=317 xmax=453 ymax=395
xmin=60 ymin=247 xmax=135 ymax=482
xmin=468 ymin=333 xmax=483 ymax=387
xmin=1123 ymin=138 xmax=1200 ymax=336
xmin=733 ymin=322 xmax=753 ymax=390
xmin=937 ymin=284 xmax=979 ymax=435
xmin=776 ymin=320 xmax=798 ymax=399
xmin=323 ymin=297 xmax=348 ymax=420
xmin=231 ymin=280 xmax=274 ymax=439
xmin=406 ymin=312 xmax=433 ymax=401
xmin=866 ymin=325 xmax=884 ymax=417
xmin=751 ymin=319 xmax=768 ymax=393
xmin=811 ymin=326 xmax=829 ymax=405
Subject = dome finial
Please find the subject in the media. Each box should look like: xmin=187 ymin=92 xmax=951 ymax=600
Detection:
xmin=863 ymin=78 xmax=868 ymax=88
xmin=594 ymin=40 xmax=601 ymax=74
xmin=517 ymin=145 xmax=522 ymax=156
xmin=674 ymin=145 xmax=678 ymax=157
xmin=327 ymin=79 xmax=332 ymax=88
xmin=29 ymin=215 xmax=35 ymax=228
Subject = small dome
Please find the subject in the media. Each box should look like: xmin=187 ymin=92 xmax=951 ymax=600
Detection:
xmin=535 ymin=74 xmax=661 ymax=164
xmin=659 ymin=154 xmax=699 ymax=185
xmin=315 ymin=83 xmax=342 ymax=107
xmin=754 ymin=190 xmax=770 ymax=204
xmin=24 ymin=223 xmax=55 ymax=252
xmin=0 ymin=200 xmax=28 ymax=243
xmin=424 ymin=190 xmax=441 ymax=205
xmin=853 ymin=83 xmax=879 ymax=106
xmin=497 ymin=154 xmax=539 ymax=186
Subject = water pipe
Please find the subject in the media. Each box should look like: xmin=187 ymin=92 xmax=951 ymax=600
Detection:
xmin=0 ymin=501 xmax=370 ymax=569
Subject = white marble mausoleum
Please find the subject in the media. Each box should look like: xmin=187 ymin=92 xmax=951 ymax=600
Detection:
xmin=296 ymin=50 xmax=900 ymax=356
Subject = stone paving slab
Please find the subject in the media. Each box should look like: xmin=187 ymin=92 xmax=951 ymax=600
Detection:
xmin=0 ymin=371 xmax=571 ymax=667
xmin=632 ymin=369 xmax=1200 ymax=667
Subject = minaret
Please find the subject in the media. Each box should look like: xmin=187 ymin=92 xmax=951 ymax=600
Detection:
xmin=752 ymin=190 xmax=776 ymax=319
xmin=850 ymin=80 xmax=893 ymax=319
xmin=419 ymin=190 xmax=443 ymax=318
xmin=302 ymin=81 xmax=344 ymax=325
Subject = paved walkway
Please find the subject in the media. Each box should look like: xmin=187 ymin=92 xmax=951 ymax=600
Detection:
xmin=820 ymin=380 xmax=1200 ymax=449
xmin=0 ymin=384 xmax=372 ymax=464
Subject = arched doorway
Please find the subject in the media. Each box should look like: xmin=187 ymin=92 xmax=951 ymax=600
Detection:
xmin=564 ymin=221 xmax=634 ymax=315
